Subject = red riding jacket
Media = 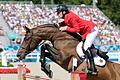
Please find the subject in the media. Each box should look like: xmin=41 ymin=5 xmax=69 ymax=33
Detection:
xmin=63 ymin=10 xmax=96 ymax=39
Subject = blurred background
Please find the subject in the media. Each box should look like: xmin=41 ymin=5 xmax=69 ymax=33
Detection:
xmin=0 ymin=0 xmax=119 ymax=65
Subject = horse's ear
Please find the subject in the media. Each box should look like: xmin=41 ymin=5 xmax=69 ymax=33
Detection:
xmin=23 ymin=26 xmax=30 ymax=33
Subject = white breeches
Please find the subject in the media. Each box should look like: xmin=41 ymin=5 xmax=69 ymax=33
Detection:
xmin=76 ymin=26 xmax=98 ymax=57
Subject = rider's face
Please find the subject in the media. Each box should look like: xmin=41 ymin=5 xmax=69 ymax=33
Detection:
xmin=57 ymin=12 xmax=63 ymax=18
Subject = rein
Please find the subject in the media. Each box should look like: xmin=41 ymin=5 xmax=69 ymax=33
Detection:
xmin=40 ymin=23 xmax=59 ymax=29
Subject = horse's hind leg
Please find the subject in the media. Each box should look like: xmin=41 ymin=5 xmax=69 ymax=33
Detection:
xmin=40 ymin=44 xmax=53 ymax=78
xmin=91 ymin=44 xmax=109 ymax=60
xmin=96 ymin=50 xmax=109 ymax=60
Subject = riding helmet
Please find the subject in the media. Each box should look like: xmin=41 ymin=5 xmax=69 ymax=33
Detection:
xmin=56 ymin=4 xmax=68 ymax=13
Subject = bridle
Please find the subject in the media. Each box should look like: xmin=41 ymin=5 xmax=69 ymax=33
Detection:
xmin=20 ymin=30 xmax=38 ymax=54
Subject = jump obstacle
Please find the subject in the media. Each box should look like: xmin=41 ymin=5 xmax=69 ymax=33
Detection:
xmin=17 ymin=64 xmax=86 ymax=80
xmin=17 ymin=64 xmax=49 ymax=80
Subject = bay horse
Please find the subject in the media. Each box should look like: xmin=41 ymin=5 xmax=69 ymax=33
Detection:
xmin=17 ymin=24 xmax=120 ymax=80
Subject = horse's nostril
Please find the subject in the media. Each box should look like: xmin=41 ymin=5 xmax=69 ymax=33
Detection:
xmin=16 ymin=53 xmax=26 ymax=60
xmin=17 ymin=53 xmax=21 ymax=57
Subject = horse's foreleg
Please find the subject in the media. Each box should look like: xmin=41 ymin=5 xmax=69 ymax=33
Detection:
xmin=40 ymin=45 xmax=46 ymax=64
xmin=40 ymin=44 xmax=53 ymax=78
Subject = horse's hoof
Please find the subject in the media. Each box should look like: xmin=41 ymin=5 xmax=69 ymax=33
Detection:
xmin=41 ymin=67 xmax=53 ymax=78
xmin=41 ymin=63 xmax=53 ymax=78
xmin=41 ymin=63 xmax=50 ymax=72
xmin=44 ymin=63 xmax=50 ymax=72
xmin=48 ymin=70 xmax=53 ymax=78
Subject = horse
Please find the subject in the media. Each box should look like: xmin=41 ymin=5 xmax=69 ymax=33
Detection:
xmin=17 ymin=24 xmax=120 ymax=80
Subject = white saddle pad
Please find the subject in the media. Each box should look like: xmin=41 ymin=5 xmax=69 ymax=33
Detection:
xmin=76 ymin=41 xmax=106 ymax=67
xmin=76 ymin=41 xmax=85 ymax=58
xmin=94 ymin=55 xmax=106 ymax=67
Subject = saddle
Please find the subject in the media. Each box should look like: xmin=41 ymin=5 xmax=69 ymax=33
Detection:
xmin=76 ymin=41 xmax=108 ymax=67
xmin=71 ymin=32 xmax=109 ymax=67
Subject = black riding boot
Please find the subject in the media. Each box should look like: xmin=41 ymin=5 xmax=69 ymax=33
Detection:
xmin=86 ymin=48 xmax=97 ymax=75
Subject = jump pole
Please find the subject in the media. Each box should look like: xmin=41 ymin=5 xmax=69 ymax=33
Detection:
xmin=17 ymin=64 xmax=26 ymax=80
xmin=71 ymin=58 xmax=86 ymax=80
xmin=17 ymin=64 xmax=49 ymax=80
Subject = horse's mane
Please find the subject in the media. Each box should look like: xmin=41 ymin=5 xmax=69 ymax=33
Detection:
xmin=39 ymin=24 xmax=59 ymax=28
xmin=33 ymin=23 xmax=82 ymax=41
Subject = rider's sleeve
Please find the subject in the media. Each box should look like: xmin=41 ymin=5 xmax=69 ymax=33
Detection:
xmin=66 ymin=18 xmax=84 ymax=33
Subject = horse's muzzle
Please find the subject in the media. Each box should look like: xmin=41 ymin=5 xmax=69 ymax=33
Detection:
xmin=17 ymin=53 xmax=26 ymax=60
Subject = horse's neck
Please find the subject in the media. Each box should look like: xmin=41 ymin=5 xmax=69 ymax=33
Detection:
xmin=33 ymin=26 xmax=58 ymax=40
xmin=33 ymin=26 xmax=78 ymax=42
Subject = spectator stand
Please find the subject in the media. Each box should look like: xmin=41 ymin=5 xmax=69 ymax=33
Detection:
xmin=0 ymin=2 xmax=119 ymax=62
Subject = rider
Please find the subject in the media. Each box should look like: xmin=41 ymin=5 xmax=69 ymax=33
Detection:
xmin=56 ymin=4 xmax=98 ymax=75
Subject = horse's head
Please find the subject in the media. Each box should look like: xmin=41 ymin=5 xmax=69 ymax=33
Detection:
xmin=17 ymin=26 xmax=40 ymax=60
